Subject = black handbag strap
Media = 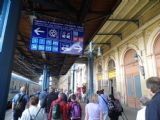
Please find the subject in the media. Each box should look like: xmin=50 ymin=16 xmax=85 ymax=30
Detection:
xmin=100 ymin=95 xmax=108 ymax=105
xmin=17 ymin=93 xmax=25 ymax=103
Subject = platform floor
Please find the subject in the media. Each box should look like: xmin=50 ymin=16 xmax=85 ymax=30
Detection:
xmin=5 ymin=110 xmax=12 ymax=120
xmin=5 ymin=103 xmax=137 ymax=120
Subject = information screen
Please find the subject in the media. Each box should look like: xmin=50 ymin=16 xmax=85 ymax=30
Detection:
xmin=30 ymin=19 xmax=84 ymax=55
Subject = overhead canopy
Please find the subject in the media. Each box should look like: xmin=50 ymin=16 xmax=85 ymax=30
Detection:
xmin=13 ymin=0 xmax=121 ymax=79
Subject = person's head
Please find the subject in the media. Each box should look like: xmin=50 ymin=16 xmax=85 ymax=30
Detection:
xmin=97 ymin=89 xmax=103 ymax=95
xmin=90 ymin=94 xmax=98 ymax=103
xmin=101 ymin=89 xmax=104 ymax=94
xmin=96 ymin=90 xmax=100 ymax=95
xmin=71 ymin=94 xmax=76 ymax=102
xmin=58 ymin=92 xmax=65 ymax=100
xmin=115 ymin=92 xmax=121 ymax=100
xmin=20 ymin=86 xmax=26 ymax=93
xmin=146 ymin=77 xmax=160 ymax=94
xmin=109 ymin=94 xmax=115 ymax=100
xmin=29 ymin=96 xmax=39 ymax=106
xmin=51 ymin=87 xmax=55 ymax=92
xmin=139 ymin=96 xmax=150 ymax=106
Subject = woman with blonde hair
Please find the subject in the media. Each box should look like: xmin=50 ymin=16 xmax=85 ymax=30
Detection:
xmin=85 ymin=94 xmax=103 ymax=120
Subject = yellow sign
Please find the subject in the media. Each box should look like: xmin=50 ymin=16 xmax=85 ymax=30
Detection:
xmin=98 ymin=74 xmax=102 ymax=81
xmin=108 ymin=70 xmax=116 ymax=79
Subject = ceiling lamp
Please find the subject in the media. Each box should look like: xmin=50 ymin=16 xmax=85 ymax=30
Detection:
xmin=97 ymin=46 xmax=102 ymax=56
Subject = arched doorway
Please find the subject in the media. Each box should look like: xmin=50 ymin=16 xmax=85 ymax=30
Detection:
xmin=124 ymin=49 xmax=142 ymax=108
xmin=97 ymin=64 xmax=102 ymax=90
xmin=154 ymin=34 xmax=160 ymax=77
xmin=108 ymin=59 xmax=116 ymax=96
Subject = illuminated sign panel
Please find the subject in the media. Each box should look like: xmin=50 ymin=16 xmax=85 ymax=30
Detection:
xmin=98 ymin=73 xmax=102 ymax=81
xmin=30 ymin=19 xmax=84 ymax=55
xmin=108 ymin=70 xmax=116 ymax=79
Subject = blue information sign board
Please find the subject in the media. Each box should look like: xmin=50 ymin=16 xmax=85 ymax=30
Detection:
xmin=30 ymin=19 xmax=84 ymax=55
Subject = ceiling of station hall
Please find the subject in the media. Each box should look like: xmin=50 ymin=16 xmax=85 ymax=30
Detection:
xmin=90 ymin=0 xmax=160 ymax=54
xmin=13 ymin=0 xmax=122 ymax=79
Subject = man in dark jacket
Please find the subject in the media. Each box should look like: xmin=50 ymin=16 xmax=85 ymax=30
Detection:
xmin=45 ymin=87 xmax=58 ymax=113
xmin=145 ymin=77 xmax=160 ymax=120
xmin=48 ymin=93 xmax=68 ymax=120
xmin=39 ymin=88 xmax=48 ymax=108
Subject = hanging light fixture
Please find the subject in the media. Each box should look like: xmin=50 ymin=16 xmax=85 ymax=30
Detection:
xmin=97 ymin=46 xmax=102 ymax=56
xmin=133 ymin=53 xmax=145 ymax=78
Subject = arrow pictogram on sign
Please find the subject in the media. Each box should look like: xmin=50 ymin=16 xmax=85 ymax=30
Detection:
xmin=34 ymin=27 xmax=45 ymax=35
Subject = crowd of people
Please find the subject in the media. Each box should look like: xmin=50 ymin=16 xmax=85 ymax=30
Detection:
xmin=12 ymin=87 xmax=83 ymax=120
xmin=12 ymin=86 xmax=123 ymax=120
xmin=11 ymin=76 xmax=160 ymax=120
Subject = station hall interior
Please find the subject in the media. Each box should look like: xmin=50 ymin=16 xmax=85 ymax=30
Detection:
xmin=1 ymin=0 xmax=160 ymax=120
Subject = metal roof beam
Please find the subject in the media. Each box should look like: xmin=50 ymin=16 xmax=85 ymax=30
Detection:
xmin=108 ymin=19 xmax=139 ymax=27
xmin=96 ymin=33 xmax=122 ymax=40
xmin=93 ymin=42 xmax=111 ymax=45
xmin=93 ymin=42 xmax=111 ymax=48
xmin=85 ymin=18 xmax=139 ymax=27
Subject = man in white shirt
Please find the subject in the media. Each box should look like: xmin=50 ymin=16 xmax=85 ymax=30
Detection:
xmin=20 ymin=96 xmax=46 ymax=120
xmin=136 ymin=96 xmax=150 ymax=120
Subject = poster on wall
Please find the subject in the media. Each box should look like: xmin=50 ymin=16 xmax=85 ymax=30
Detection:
xmin=0 ymin=0 xmax=10 ymax=52
xmin=30 ymin=19 xmax=84 ymax=55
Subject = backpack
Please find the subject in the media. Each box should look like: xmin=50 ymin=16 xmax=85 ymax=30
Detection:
xmin=14 ymin=94 xmax=25 ymax=112
xmin=45 ymin=92 xmax=58 ymax=113
xmin=70 ymin=102 xmax=81 ymax=119
xmin=108 ymin=99 xmax=115 ymax=112
xmin=113 ymin=99 xmax=123 ymax=114
xmin=52 ymin=102 xmax=61 ymax=119
xmin=28 ymin=108 xmax=41 ymax=120
xmin=108 ymin=99 xmax=123 ymax=117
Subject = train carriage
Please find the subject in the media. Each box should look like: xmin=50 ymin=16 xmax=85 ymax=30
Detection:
xmin=7 ymin=73 xmax=41 ymax=109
